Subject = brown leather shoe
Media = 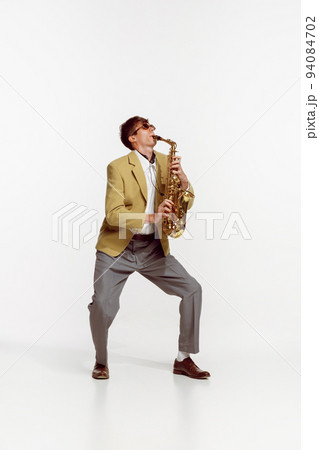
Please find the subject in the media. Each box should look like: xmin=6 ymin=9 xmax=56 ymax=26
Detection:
xmin=92 ymin=362 xmax=109 ymax=379
xmin=173 ymin=357 xmax=210 ymax=379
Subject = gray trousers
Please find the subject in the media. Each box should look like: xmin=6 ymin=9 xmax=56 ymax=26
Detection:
xmin=88 ymin=238 xmax=202 ymax=365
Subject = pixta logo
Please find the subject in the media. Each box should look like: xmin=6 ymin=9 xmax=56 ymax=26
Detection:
xmin=52 ymin=202 xmax=98 ymax=249
xmin=117 ymin=211 xmax=252 ymax=240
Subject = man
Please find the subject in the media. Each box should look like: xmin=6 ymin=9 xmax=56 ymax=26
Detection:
xmin=88 ymin=116 xmax=210 ymax=380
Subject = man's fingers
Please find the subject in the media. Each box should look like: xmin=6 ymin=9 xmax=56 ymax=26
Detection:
xmin=157 ymin=199 xmax=175 ymax=215
xmin=161 ymin=200 xmax=174 ymax=209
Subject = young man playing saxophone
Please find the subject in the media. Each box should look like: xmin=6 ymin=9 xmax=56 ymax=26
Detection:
xmin=88 ymin=116 xmax=210 ymax=380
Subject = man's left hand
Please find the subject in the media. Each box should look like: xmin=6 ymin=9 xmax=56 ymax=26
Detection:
xmin=170 ymin=155 xmax=188 ymax=190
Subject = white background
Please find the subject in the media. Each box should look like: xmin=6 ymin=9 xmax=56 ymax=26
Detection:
xmin=301 ymin=0 xmax=319 ymax=448
xmin=0 ymin=1 xmax=300 ymax=449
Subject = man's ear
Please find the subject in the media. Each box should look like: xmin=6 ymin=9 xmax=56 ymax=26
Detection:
xmin=128 ymin=135 xmax=135 ymax=144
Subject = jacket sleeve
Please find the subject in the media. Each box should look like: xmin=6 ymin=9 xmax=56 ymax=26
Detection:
xmin=182 ymin=181 xmax=195 ymax=210
xmin=105 ymin=163 xmax=146 ymax=231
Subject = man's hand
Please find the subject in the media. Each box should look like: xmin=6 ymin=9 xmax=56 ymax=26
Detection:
xmin=144 ymin=199 xmax=175 ymax=225
xmin=170 ymin=155 xmax=188 ymax=190
xmin=157 ymin=199 xmax=174 ymax=219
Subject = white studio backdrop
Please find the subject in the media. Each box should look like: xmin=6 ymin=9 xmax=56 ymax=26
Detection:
xmin=0 ymin=0 xmax=299 ymax=447
xmin=0 ymin=0 xmax=299 ymax=373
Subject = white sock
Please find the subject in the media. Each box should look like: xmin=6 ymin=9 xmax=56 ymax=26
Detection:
xmin=177 ymin=351 xmax=190 ymax=362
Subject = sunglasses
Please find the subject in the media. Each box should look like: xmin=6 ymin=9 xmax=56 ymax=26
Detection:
xmin=131 ymin=123 xmax=156 ymax=135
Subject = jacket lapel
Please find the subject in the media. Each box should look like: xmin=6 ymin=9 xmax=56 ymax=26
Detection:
xmin=128 ymin=151 xmax=148 ymax=203
xmin=154 ymin=150 xmax=167 ymax=208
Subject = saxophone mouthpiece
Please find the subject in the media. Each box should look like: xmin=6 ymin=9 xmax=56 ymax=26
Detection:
xmin=154 ymin=135 xmax=177 ymax=148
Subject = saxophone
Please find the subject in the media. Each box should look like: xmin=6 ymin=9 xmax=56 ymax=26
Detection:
xmin=155 ymin=135 xmax=194 ymax=238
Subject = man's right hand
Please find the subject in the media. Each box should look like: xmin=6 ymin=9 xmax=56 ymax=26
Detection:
xmin=157 ymin=199 xmax=174 ymax=218
xmin=144 ymin=199 xmax=175 ymax=225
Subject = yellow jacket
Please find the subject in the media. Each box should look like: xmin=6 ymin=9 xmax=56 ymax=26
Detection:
xmin=95 ymin=150 xmax=195 ymax=257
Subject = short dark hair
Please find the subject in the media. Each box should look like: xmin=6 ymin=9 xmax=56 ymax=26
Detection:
xmin=120 ymin=116 xmax=148 ymax=150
